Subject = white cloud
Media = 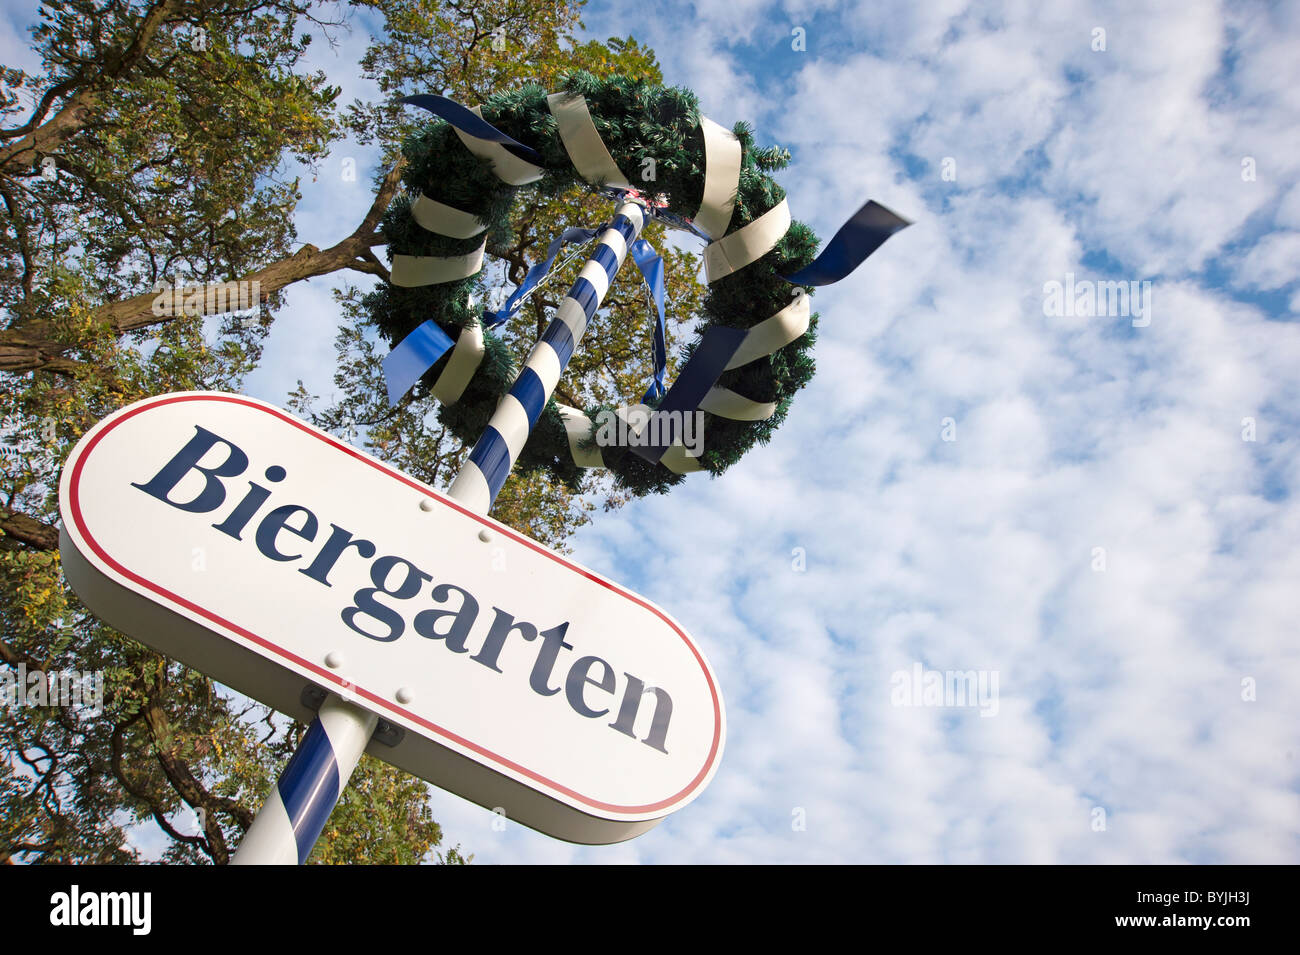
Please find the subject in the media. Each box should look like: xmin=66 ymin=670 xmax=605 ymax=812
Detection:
xmin=1230 ymin=230 xmax=1300 ymax=291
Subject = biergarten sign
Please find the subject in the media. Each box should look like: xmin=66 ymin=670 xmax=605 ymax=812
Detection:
xmin=60 ymin=392 xmax=725 ymax=845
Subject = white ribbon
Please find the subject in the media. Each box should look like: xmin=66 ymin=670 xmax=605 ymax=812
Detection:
xmin=698 ymin=387 xmax=777 ymax=421
xmin=430 ymin=319 xmax=485 ymax=405
xmin=554 ymin=404 xmax=707 ymax=474
xmin=694 ymin=116 xmax=741 ymax=240
xmin=703 ymin=198 xmax=791 ymax=283
xmin=451 ymin=106 xmax=545 ymax=185
xmin=558 ymin=404 xmax=605 ymax=468
xmin=390 ymin=241 xmax=486 ymax=287
xmin=411 ymin=195 xmax=487 ymax=239
xmin=659 ymin=444 xmax=704 ymax=474
xmin=725 ymin=290 xmax=811 ymax=370
xmin=547 ymin=92 xmax=632 ymax=190
xmin=616 ymin=404 xmax=704 ymax=473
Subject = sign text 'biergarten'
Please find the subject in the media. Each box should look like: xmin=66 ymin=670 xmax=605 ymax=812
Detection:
xmin=59 ymin=393 xmax=725 ymax=844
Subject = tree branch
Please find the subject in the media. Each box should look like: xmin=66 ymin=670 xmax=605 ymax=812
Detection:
xmin=0 ymin=158 xmax=406 ymax=375
xmin=109 ymin=711 xmax=211 ymax=858
xmin=0 ymin=505 xmax=59 ymax=551
xmin=142 ymin=697 xmax=254 ymax=864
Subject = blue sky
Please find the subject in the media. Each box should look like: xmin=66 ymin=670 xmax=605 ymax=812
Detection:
xmin=6 ymin=0 xmax=1300 ymax=863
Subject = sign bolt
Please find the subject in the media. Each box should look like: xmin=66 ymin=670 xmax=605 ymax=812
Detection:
xmin=325 ymin=651 xmax=344 ymax=669
xmin=419 ymin=498 xmax=434 ymax=512
xmin=396 ymin=687 xmax=414 ymax=704
xmin=478 ymin=529 xmax=492 ymax=543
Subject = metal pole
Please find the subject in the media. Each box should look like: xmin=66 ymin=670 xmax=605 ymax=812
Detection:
xmin=230 ymin=198 xmax=647 ymax=864
xmin=231 ymin=694 xmax=377 ymax=865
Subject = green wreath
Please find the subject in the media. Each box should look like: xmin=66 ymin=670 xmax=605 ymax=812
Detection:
xmin=367 ymin=72 xmax=829 ymax=499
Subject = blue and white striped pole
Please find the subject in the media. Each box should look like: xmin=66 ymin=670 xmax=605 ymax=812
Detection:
xmin=447 ymin=199 xmax=647 ymax=513
xmin=231 ymin=694 xmax=377 ymax=865
xmin=232 ymin=199 xmax=647 ymax=864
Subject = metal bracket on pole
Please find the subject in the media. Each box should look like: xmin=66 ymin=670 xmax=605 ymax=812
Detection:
xmin=300 ymin=684 xmax=405 ymax=747
xmin=230 ymin=198 xmax=648 ymax=864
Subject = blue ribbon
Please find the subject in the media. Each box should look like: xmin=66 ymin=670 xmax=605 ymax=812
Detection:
xmin=488 ymin=227 xmax=600 ymax=327
xmin=781 ymin=199 xmax=911 ymax=287
xmin=629 ymin=238 xmax=667 ymax=402
xmin=383 ymin=319 xmax=455 ymax=406
xmin=624 ymin=198 xmax=910 ymax=460
xmin=399 ymin=95 xmax=543 ymax=165
xmin=629 ymin=325 xmax=748 ymax=465
xmin=491 ymin=227 xmax=668 ymax=403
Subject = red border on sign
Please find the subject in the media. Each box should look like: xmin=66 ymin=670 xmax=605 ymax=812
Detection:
xmin=66 ymin=393 xmax=723 ymax=816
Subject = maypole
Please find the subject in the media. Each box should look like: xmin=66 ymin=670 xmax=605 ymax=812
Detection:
xmin=231 ymin=200 xmax=647 ymax=864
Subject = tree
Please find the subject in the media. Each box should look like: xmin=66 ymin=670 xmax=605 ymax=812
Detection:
xmin=1 ymin=0 xmax=700 ymax=863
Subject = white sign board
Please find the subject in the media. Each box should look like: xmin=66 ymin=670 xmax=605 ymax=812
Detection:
xmin=59 ymin=392 xmax=725 ymax=844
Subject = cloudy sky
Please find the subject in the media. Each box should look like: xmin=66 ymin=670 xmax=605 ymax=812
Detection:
xmin=414 ymin=0 xmax=1298 ymax=864
xmin=10 ymin=0 xmax=1300 ymax=863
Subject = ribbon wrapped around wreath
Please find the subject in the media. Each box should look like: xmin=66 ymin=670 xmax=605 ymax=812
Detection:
xmin=369 ymin=74 xmax=910 ymax=497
